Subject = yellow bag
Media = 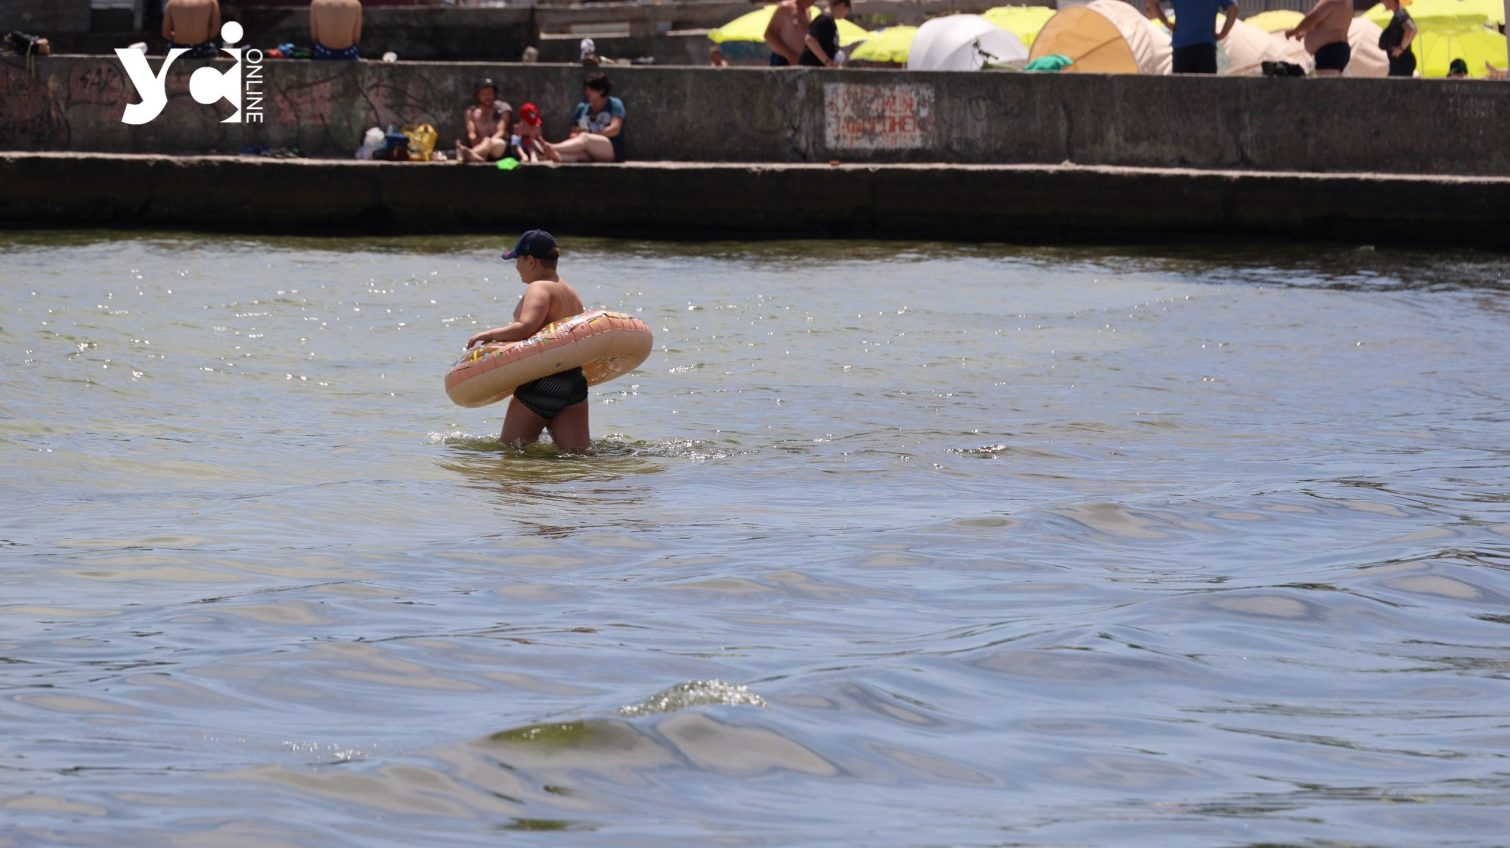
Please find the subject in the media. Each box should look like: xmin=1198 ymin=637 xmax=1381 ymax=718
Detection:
xmin=401 ymin=123 xmax=437 ymax=161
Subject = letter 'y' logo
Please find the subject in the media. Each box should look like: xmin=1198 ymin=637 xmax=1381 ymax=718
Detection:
xmin=117 ymin=21 xmax=246 ymax=125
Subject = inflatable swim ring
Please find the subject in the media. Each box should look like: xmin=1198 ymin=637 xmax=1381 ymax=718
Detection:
xmin=445 ymin=309 xmax=653 ymax=408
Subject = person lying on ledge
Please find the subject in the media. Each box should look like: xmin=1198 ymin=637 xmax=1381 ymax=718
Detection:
xmin=538 ymin=72 xmax=626 ymax=163
xmin=311 ymin=0 xmax=362 ymax=61
xmin=162 ymin=0 xmax=222 ymax=58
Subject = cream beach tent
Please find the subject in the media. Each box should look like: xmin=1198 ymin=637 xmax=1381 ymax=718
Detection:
xmin=1088 ymin=0 xmax=1173 ymax=74
xmin=1029 ymin=0 xmax=1171 ymax=74
xmin=1345 ymin=16 xmax=1391 ymax=76
xmin=1217 ymin=18 xmax=1311 ymax=74
xmin=1028 ymin=5 xmax=1140 ymax=73
xmin=907 ymin=14 xmax=1029 ymax=70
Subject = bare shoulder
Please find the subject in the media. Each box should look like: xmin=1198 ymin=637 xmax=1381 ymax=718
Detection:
xmin=551 ymin=279 xmax=586 ymax=316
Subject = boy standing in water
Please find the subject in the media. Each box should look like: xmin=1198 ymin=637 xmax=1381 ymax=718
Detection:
xmin=466 ymin=230 xmax=591 ymax=453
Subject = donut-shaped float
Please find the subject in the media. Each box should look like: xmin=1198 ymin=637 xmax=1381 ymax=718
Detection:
xmin=446 ymin=309 xmax=653 ymax=408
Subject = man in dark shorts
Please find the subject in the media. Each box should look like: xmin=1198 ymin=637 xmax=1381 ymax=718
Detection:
xmin=1286 ymin=0 xmax=1352 ymax=77
xmin=1146 ymin=0 xmax=1238 ymax=75
xmin=465 ymin=230 xmax=592 ymax=452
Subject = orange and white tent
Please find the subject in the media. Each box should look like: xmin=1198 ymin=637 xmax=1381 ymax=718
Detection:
xmin=1028 ymin=0 xmax=1172 ymax=74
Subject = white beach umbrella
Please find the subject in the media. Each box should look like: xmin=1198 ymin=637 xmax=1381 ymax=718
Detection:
xmin=907 ymin=14 xmax=1029 ymax=70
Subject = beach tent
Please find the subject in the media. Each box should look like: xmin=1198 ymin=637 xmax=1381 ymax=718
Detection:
xmin=907 ymin=14 xmax=1029 ymax=70
xmin=849 ymin=25 xmax=919 ymax=64
xmin=981 ymin=5 xmax=1057 ymax=47
xmin=1244 ymin=9 xmax=1304 ymax=33
xmin=1345 ymin=17 xmax=1391 ymax=75
xmin=1217 ymin=18 xmax=1312 ymax=74
xmin=1088 ymin=0 xmax=1173 ymax=74
xmin=1028 ymin=5 xmax=1141 ymax=73
xmin=708 ymin=4 xmax=870 ymax=46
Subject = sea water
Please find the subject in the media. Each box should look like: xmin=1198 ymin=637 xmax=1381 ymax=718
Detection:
xmin=1 ymin=232 xmax=1507 ymax=846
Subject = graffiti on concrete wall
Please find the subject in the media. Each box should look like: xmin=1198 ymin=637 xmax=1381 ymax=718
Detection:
xmin=823 ymin=82 xmax=934 ymax=150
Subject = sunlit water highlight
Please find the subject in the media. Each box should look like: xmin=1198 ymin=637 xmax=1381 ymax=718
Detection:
xmin=2 ymin=232 xmax=1508 ymax=846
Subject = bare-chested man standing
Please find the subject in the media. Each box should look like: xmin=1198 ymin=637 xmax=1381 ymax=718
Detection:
xmin=466 ymin=230 xmax=593 ymax=453
xmin=310 ymin=0 xmax=363 ymax=60
xmin=763 ymin=0 xmax=815 ymax=66
xmin=162 ymin=0 xmax=221 ymax=57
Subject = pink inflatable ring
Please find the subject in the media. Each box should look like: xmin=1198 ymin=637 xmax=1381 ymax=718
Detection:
xmin=446 ymin=310 xmax=653 ymax=408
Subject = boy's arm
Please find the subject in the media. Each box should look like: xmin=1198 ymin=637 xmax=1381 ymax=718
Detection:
xmin=804 ymin=33 xmax=832 ymax=66
xmin=467 ymin=284 xmax=551 ymax=347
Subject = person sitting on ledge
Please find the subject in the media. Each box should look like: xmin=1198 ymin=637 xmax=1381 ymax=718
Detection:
xmin=455 ymin=78 xmax=511 ymax=163
xmin=538 ymin=71 xmax=626 ymax=163
xmin=162 ymin=0 xmax=222 ymax=58
xmin=311 ymin=0 xmax=362 ymax=61
xmin=512 ymin=103 xmax=549 ymax=163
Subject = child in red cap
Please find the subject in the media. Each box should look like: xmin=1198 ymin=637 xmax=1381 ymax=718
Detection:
xmin=511 ymin=102 xmax=547 ymax=163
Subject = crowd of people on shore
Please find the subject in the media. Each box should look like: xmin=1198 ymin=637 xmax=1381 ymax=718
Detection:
xmin=1146 ymin=0 xmax=1493 ymax=78
xmin=749 ymin=0 xmax=1503 ymax=78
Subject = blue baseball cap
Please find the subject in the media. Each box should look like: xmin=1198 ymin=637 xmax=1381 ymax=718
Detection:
xmin=502 ymin=229 xmax=558 ymax=260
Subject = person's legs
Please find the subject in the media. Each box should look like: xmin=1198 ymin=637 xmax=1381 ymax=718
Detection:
xmin=499 ymin=397 xmax=548 ymax=446
xmin=545 ymin=401 xmax=591 ymax=453
xmin=542 ymin=134 xmax=615 ymax=163
xmin=1388 ymin=51 xmax=1416 ymax=77
xmin=455 ymin=137 xmax=506 ymax=163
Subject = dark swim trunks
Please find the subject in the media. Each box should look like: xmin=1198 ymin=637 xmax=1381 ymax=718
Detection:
xmin=514 ymin=368 xmax=588 ymax=419
xmin=1313 ymin=41 xmax=1351 ymax=73
xmin=313 ymin=43 xmax=360 ymax=60
xmin=171 ymin=41 xmax=220 ymax=59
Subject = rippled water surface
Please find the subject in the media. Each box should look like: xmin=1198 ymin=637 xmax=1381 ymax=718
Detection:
xmin=2 ymin=232 xmax=1508 ymax=846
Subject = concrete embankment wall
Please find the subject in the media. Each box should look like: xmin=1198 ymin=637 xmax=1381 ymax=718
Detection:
xmin=4 ymin=154 xmax=1508 ymax=248
xmin=4 ymin=54 xmax=1509 ymax=175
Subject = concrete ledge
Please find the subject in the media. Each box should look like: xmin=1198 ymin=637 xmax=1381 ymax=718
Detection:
xmin=7 ymin=56 xmax=1510 ymax=174
xmin=3 ymin=153 xmax=1508 ymax=247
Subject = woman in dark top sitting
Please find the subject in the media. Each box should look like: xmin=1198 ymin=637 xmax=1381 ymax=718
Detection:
xmin=1377 ymin=0 xmax=1418 ymax=78
xmin=540 ymin=72 xmax=627 ymax=163
xmin=800 ymin=0 xmax=851 ymax=67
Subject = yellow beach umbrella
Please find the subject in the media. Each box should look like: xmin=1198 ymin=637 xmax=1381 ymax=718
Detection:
xmin=1364 ymin=0 xmax=1488 ymax=28
xmin=849 ymin=25 xmax=919 ymax=63
xmin=1414 ymin=24 xmax=1507 ymax=75
xmin=981 ymin=5 xmax=1056 ymax=47
xmin=1459 ymin=0 xmax=1506 ymax=26
xmin=709 ymin=4 xmax=870 ymax=45
xmin=1244 ymin=9 xmax=1304 ymax=33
